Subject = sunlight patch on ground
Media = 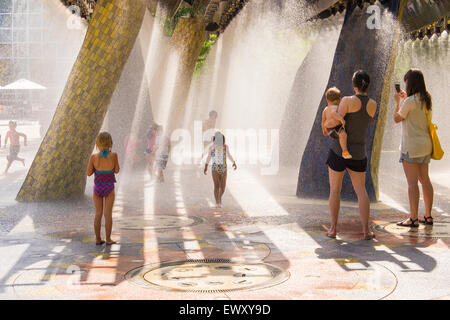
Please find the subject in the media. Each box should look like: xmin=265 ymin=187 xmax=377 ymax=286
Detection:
xmin=227 ymin=168 xmax=289 ymax=217
xmin=0 ymin=243 xmax=29 ymax=282
xmin=8 ymin=215 xmax=35 ymax=234
xmin=174 ymin=166 xmax=203 ymax=259
xmin=379 ymin=192 xmax=408 ymax=213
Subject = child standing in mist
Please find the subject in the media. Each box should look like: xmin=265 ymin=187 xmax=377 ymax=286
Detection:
xmin=204 ymin=132 xmax=237 ymax=208
xmin=4 ymin=120 xmax=27 ymax=174
xmin=86 ymin=132 xmax=120 ymax=245
xmin=154 ymin=125 xmax=171 ymax=183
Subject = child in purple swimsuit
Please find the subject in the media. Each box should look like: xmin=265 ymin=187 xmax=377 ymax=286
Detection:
xmin=87 ymin=132 xmax=120 ymax=245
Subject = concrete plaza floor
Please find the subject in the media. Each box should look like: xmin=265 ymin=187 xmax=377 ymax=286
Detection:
xmin=0 ymin=139 xmax=449 ymax=300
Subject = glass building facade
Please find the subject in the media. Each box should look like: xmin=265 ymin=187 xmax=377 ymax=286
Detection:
xmin=0 ymin=0 xmax=86 ymax=118
xmin=0 ymin=0 xmax=44 ymax=85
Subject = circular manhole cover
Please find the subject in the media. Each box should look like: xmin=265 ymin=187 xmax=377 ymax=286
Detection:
xmin=373 ymin=221 xmax=450 ymax=239
xmin=125 ymin=259 xmax=289 ymax=293
xmin=117 ymin=215 xmax=203 ymax=230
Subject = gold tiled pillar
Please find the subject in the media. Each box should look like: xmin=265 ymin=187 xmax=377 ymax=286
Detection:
xmin=16 ymin=0 xmax=146 ymax=201
xmin=166 ymin=17 xmax=206 ymax=134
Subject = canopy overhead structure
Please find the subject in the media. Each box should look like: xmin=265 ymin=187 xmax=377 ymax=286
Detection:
xmin=402 ymin=0 xmax=450 ymax=32
xmin=2 ymin=79 xmax=47 ymax=90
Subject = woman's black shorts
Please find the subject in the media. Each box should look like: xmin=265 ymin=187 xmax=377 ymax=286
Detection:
xmin=326 ymin=149 xmax=367 ymax=173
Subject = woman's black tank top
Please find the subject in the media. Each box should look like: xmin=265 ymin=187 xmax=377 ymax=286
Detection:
xmin=330 ymin=95 xmax=372 ymax=160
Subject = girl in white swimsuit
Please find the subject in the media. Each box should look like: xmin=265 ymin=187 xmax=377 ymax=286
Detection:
xmin=204 ymin=132 xmax=237 ymax=208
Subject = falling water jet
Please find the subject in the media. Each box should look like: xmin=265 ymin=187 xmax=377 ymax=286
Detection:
xmin=279 ymin=13 xmax=344 ymax=167
xmin=174 ymin=0 xmax=339 ymax=167
xmin=154 ymin=51 xmax=182 ymax=132
xmin=215 ymin=0 xmax=316 ymax=131
xmin=108 ymin=4 xmax=172 ymax=173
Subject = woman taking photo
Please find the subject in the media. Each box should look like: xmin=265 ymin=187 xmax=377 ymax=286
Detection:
xmin=326 ymin=70 xmax=377 ymax=240
xmin=394 ymin=69 xmax=434 ymax=227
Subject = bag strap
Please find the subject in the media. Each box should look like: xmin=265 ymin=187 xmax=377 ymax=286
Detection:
xmin=424 ymin=107 xmax=434 ymax=129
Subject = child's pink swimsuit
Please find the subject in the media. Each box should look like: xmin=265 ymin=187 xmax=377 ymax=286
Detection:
xmin=93 ymin=169 xmax=116 ymax=197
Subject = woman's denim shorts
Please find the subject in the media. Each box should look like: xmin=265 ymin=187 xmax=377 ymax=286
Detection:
xmin=399 ymin=152 xmax=431 ymax=164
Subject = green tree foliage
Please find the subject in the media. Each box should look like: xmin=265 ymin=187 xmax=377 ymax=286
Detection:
xmin=194 ymin=34 xmax=217 ymax=74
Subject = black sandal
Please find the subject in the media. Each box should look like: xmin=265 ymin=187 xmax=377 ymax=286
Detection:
xmin=397 ymin=218 xmax=419 ymax=228
xmin=419 ymin=216 xmax=433 ymax=225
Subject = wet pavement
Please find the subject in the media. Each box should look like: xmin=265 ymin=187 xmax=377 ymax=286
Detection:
xmin=0 ymin=139 xmax=449 ymax=300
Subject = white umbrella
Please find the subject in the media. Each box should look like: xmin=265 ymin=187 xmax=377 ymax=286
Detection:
xmin=2 ymin=79 xmax=46 ymax=90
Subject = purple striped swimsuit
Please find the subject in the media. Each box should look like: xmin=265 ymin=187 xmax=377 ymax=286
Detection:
xmin=93 ymin=169 xmax=116 ymax=197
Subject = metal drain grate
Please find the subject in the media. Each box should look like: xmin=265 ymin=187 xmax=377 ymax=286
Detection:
xmin=125 ymin=259 xmax=289 ymax=293
xmin=117 ymin=215 xmax=204 ymax=230
xmin=372 ymin=221 xmax=450 ymax=239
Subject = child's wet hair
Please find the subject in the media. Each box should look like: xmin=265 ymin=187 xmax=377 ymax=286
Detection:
xmin=326 ymin=87 xmax=341 ymax=105
xmin=8 ymin=120 xmax=17 ymax=127
xmin=213 ymin=131 xmax=225 ymax=145
xmin=209 ymin=110 xmax=218 ymax=118
xmin=96 ymin=132 xmax=113 ymax=150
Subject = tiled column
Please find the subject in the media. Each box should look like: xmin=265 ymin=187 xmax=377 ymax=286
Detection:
xmin=17 ymin=0 xmax=146 ymax=201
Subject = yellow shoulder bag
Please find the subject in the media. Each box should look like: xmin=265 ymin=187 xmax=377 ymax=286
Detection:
xmin=425 ymin=108 xmax=444 ymax=160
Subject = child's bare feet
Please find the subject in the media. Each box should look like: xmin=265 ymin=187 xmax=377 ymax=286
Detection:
xmin=326 ymin=232 xmax=336 ymax=239
xmin=326 ymin=226 xmax=337 ymax=238
xmin=96 ymin=239 xmax=105 ymax=245
xmin=105 ymin=239 xmax=117 ymax=245
xmin=215 ymin=223 xmax=227 ymax=231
